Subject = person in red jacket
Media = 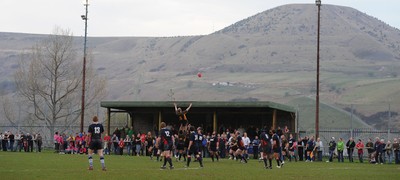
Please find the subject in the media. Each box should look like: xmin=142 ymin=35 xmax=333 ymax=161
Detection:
xmin=356 ymin=139 xmax=364 ymax=163
xmin=103 ymin=134 xmax=111 ymax=155
xmin=119 ymin=138 xmax=125 ymax=155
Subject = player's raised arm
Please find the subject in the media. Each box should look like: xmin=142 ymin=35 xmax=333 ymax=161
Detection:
xmin=186 ymin=103 xmax=192 ymax=112
xmin=174 ymin=103 xmax=178 ymax=112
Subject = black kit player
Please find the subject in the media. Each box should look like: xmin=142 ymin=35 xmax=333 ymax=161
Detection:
xmin=156 ymin=122 xmax=175 ymax=169
xmin=174 ymin=103 xmax=192 ymax=134
xmin=208 ymin=131 xmax=220 ymax=162
xmin=146 ymin=132 xmax=155 ymax=160
xmin=272 ymin=130 xmax=284 ymax=168
xmin=288 ymin=133 xmax=297 ymax=162
xmin=261 ymin=129 xmax=273 ymax=169
xmin=235 ymin=131 xmax=248 ymax=163
xmin=186 ymin=126 xmax=204 ymax=168
xmin=176 ymin=134 xmax=186 ymax=161
xmin=87 ymin=116 xmax=106 ymax=171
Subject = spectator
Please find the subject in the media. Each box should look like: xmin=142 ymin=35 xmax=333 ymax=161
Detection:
xmin=288 ymin=134 xmax=297 ymax=162
xmin=337 ymin=138 xmax=344 ymax=162
xmin=305 ymin=136 xmax=315 ymax=162
xmin=111 ymin=134 xmax=119 ymax=155
xmin=9 ymin=131 xmax=15 ymax=152
xmin=393 ymin=138 xmax=400 ymax=164
xmin=356 ymin=139 xmax=364 ymax=163
xmin=302 ymin=136 xmax=309 ymax=161
xmin=315 ymin=137 xmax=323 ymax=161
xmin=297 ymin=137 xmax=304 ymax=161
xmin=385 ymin=140 xmax=392 ymax=164
xmin=27 ymin=133 xmax=34 ymax=152
xmin=118 ymin=137 xmax=124 ymax=155
xmin=2 ymin=132 xmax=8 ymax=151
xmin=219 ymin=133 xmax=227 ymax=158
xmin=346 ymin=137 xmax=355 ymax=162
xmin=140 ymin=132 xmax=146 ymax=155
xmin=124 ymin=135 xmax=132 ymax=156
xmin=327 ymin=137 xmax=336 ymax=162
xmin=15 ymin=133 xmax=21 ymax=152
xmin=376 ymin=139 xmax=385 ymax=164
xmin=242 ymin=132 xmax=251 ymax=159
xmin=103 ymin=134 xmax=111 ymax=155
xmin=36 ymin=133 xmax=43 ymax=152
xmin=135 ymin=133 xmax=141 ymax=156
xmin=56 ymin=133 xmax=64 ymax=154
xmin=365 ymin=138 xmax=374 ymax=163
xmin=20 ymin=133 xmax=26 ymax=152
xmin=252 ymin=136 xmax=260 ymax=159
xmin=54 ymin=132 xmax=60 ymax=153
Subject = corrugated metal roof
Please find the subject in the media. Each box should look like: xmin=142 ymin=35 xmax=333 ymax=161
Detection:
xmin=100 ymin=101 xmax=295 ymax=113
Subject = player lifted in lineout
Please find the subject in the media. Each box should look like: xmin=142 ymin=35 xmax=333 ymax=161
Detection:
xmin=174 ymin=103 xmax=192 ymax=135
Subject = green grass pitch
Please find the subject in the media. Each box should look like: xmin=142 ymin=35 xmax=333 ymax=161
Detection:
xmin=1 ymin=151 xmax=399 ymax=179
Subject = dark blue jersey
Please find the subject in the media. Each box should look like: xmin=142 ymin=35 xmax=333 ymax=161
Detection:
xmin=260 ymin=132 xmax=270 ymax=147
xmin=209 ymin=136 xmax=218 ymax=148
xmin=160 ymin=128 xmax=173 ymax=145
xmin=273 ymin=134 xmax=281 ymax=147
xmin=195 ymin=133 xmax=204 ymax=148
xmin=88 ymin=123 xmax=104 ymax=141
xmin=288 ymin=138 xmax=295 ymax=148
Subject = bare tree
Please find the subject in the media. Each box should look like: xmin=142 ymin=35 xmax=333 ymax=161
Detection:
xmin=12 ymin=27 xmax=107 ymax=137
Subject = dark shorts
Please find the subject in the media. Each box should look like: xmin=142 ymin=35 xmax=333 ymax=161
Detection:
xmin=177 ymin=144 xmax=184 ymax=150
xmin=162 ymin=143 xmax=173 ymax=151
xmin=188 ymin=146 xmax=199 ymax=155
xmin=262 ymin=146 xmax=272 ymax=154
xmin=238 ymin=146 xmax=245 ymax=151
xmin=210 ymin=146 xmax=217 ymax=152
xmin=231 ymin=146 xmax=238 ymax=151
xmin=89 ymin=140 xmax=103 ymax=151
xmin=273 ymin=147 xmax=281 ymax=153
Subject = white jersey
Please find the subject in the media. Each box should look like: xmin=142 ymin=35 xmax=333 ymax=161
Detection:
xmin=243 ymin=136 xmax=251 ymax=147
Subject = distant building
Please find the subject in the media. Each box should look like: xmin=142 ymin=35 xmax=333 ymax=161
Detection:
xmin=100 ymin=101 xmax=296 ymax=135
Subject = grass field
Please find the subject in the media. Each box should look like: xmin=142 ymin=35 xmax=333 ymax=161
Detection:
xmin=1 ymin=151 xmax=399 ymax=180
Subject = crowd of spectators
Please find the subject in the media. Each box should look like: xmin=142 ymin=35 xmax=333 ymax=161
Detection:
xmin=0 ymin=131 xmax=43 ymax=152
xmin=2 ymin=125 xmax=400 ymax=165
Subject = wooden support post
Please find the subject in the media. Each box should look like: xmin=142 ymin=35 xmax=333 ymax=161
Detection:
xmin=213 ymin=111 xmax=217 ymax=132
xmin=272 ymin=109 xmax=277 ymax=130
xmin=158 ymin=111 xmax=162 ymax=130
xmin=107 ymin=108 xmax=111 ymax=135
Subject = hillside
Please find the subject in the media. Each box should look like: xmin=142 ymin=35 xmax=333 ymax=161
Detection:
xmin=0 ymin=4 xmax=399 ymax=129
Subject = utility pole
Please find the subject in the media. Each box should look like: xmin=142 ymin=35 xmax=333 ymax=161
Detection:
xmin=315 ymin=0 xmax=321 ymax=139
xmin=80 ymin=0 xmax=89 ymax=133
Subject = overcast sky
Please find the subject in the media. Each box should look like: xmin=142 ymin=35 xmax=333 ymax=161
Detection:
xmin=1 ymin=0 xmax=399 ymax=37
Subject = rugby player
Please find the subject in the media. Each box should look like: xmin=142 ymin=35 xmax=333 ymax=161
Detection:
xmin=260 ymin=129 xmax=273 ymax=169
xmin=208 ymin=131 xmax=220 ymax=162
xmin=235 ymin=131 xmax=248 ymax=163
xmin=146 ymin=131 xmax=154 ymax=160
xmin=272 ymin=130 xmax=284 ymax=168
xmin=87 ymin=116 xmax=106 ymax=171
xmin=186 ymin=126 xmax=204 ymax=168
xmin=174 ymin=103 xmax=192 ymax=135
xmin=156 ymin=122 xmax=175 ymax=169
xmin=288 ymin=134 xmax=297 ymax=162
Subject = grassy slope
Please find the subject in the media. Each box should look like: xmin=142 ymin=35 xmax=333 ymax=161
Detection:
xmin=0 ymin=151 xmax=399 ymax=180
xmin=289 ymin=97 xmax=371 ymax=130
